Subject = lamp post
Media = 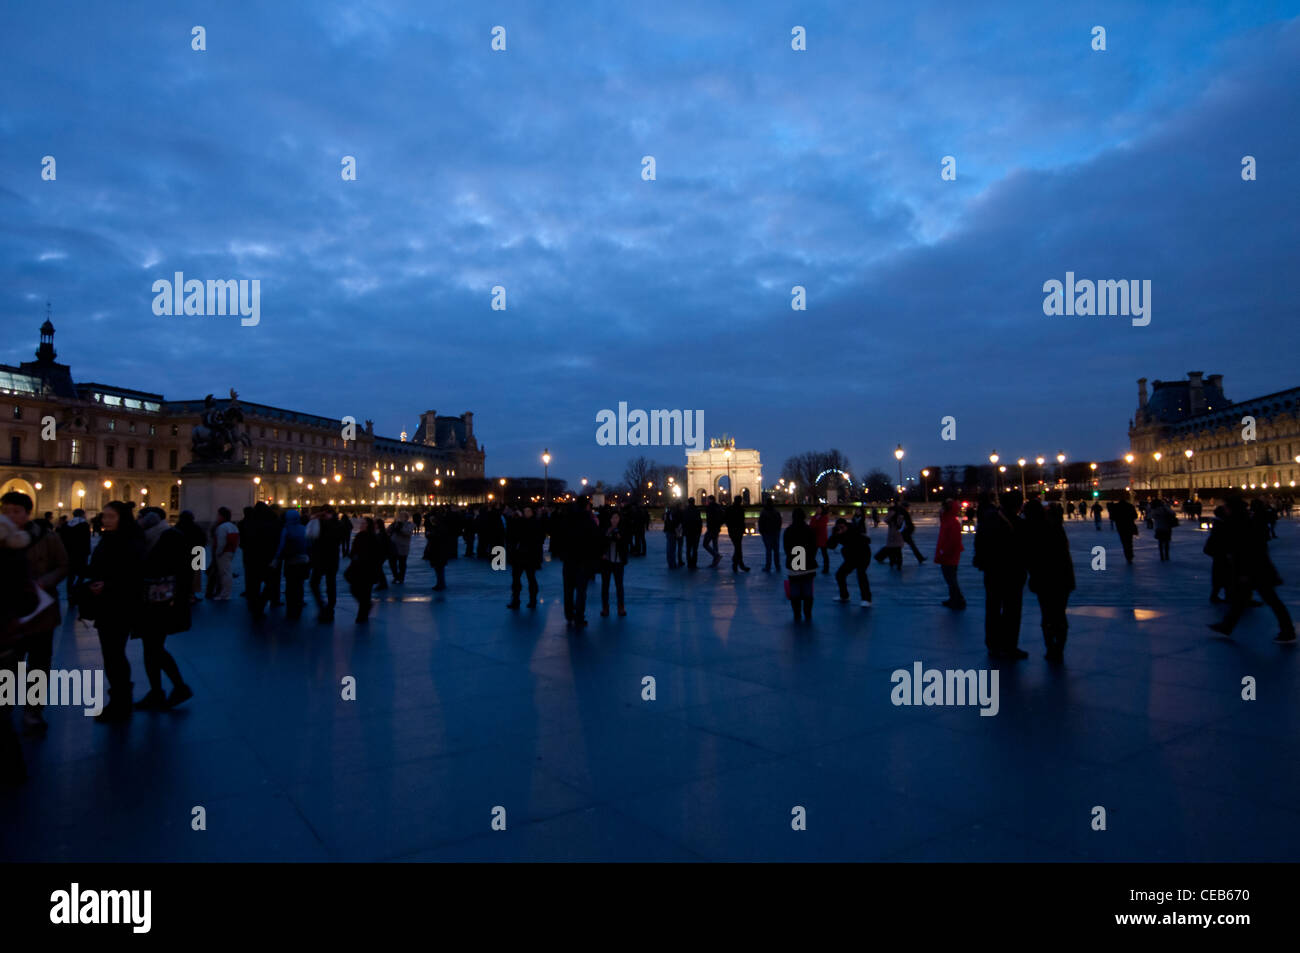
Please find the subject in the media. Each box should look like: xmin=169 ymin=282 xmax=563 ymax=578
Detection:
xmin=1152 ymin=452 xmax=1162 ymax=494
xmin=1017 ymin=459 xmax=1026 ymax=498
xmin=542 ymin=449 xmax=551 ymax=505
xmin=895 ymin=444 xmax=905 ymax=498
xmin=1184 ymin=449 xmax=1194 ymax=502
xmin=724 ymin=448 xmax=733 ymax=501
xmin=989 ymin=452 xmax=999 ymax=493
xmin=921 ymin=469 xmax=930 ymax=502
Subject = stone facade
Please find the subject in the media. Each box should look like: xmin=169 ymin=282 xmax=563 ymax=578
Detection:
xmin=686 ymin=440 xmax=763 ymax=503
xmin=0 ymin=319 xmax=487 ymax=515
xmin=1128 ymin=372 xmax=1300 ymax=496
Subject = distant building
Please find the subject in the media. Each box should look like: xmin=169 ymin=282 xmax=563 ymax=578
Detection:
xmin=0 ymin=317 xmax=487 ymax=514
xmin=1128 ymin=372 xmax=1300 ymax=496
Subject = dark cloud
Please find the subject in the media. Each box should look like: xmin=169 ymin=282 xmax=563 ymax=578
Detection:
xmin=1 ymin=2 xmax=1296 ymax=484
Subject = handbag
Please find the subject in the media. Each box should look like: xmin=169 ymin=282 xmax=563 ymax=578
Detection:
xmin=73 ymin=580 xmax=100 ymax=620
xmin=144 ymin=576 xmax=176 ymax=604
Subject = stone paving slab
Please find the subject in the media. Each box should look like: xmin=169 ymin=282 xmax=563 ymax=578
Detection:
xmin=2 ymin=516 xmax=1297 ymax=861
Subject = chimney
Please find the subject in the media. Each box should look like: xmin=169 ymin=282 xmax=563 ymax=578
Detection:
xmin=1188 ymin=371 xmax=1206 ymax=415
xmin=1137 ymin=378 xmax=1148 ymax=411
xmin=463 ymin=412 xmax=474 ymax=441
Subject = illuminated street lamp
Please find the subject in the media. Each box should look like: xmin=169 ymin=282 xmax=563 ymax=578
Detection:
xmin=921 ymin=469 xmax=930 ymax=502
xmin=1184 ymin=449 xmax=1194 ymax=501
xmin=1016 ymin=459 xmax=1027 ymax=497
xmin=542 ymin=449 xmax=551 ymax=505
xmin=988 ymin=451 xmax=998 ymax=492
xmin=895 ymin=444 xmax=905 ymax=496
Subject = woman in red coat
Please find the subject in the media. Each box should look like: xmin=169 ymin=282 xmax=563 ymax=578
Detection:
xmin=935 ymin=499 xmax=966 ymax=609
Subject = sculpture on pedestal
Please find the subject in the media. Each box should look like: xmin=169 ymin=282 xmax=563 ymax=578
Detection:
xmin=191 ymin=389 xmax=253 ymax=464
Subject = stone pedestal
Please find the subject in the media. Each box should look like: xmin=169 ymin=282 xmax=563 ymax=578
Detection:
xmin=179 ymin=464 xmax=256 ymax=534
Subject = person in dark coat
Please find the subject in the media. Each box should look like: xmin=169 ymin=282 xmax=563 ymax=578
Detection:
xmin=758 ymin=499 xmax=783 ymax=572
xmin=133 ymin=508 xmax=194 ymax=709
xmin=703 ymin=496 xmax=724 ymax=567
xmin=1107 ymin=493 xmax=1139 ymax=562
xmin=422 ymin=510 xmax=454 ymax=591
xmin=1024 ymin=500 xmax=1075 ymax=661
xmin=682 ymin=500 xmax=703 ymax=570
xmin=663 ymin=503 xmax=682 ymax=570
xmin=598 ymin=510 xmax=630 ymax=616
xmin=1150 ymin=498 xmax=1179 ymax=561
xmin=1204 ymin=505 xmax=1231 ymax=602
xmin=83 ymin=501 xmax=145 ymax=721
xmin=1210 ymin=495 xmax=1296 ymax=643
xmin=973 ymin=490 xmax=1029 ymax=660
xmin=175 ymin=510 xmax=207 ymax=603
xmin=0 ymin=514 xmax=46 ymax=784
xmin=505 ymin=506 xmax=544 ymax=609
xmin=783 ymin=507 xmax=818 ymax=622
xmin=827 ymin=517 xmax=872 ymax=605
xmin=556 ymin=498 xmax=601 ymax=628
xmin=57 ymin=507 xmax=91 ymax=607
xmin=273 ymin=508 xmax=312 ymax=619
xmin=309 ymin=505 xmax=347 ymax=622
xmin=726 ymin=498 xmax=750 ymax=572
xmin=241 ymin=502 xmax=279 ymax=618
xmin=899 ymin=503 xmax=926 ymax=564
xmin=345 ymin=517 xmax=382 ymax=622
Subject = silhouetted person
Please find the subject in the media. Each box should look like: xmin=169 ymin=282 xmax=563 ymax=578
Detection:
xmin=1 ymin=514 xmax=47 ymax=784
xmin=810 ymin=506 xmax=831 ymax=574
xmin=1091 ymin=500 xmax=1104 ymax=530
xmin=505 ymin=506 xmax=543 ymax=609
xmin=309 ymin=506 xmax=347 ymax=622
xmin=783 ymin=507 xmax=817 ymax=622
xmin=346 ymin=518 xmax=382 ymax=622
xmin=557 ymin=498 xmax=600 ymax=628
xmin=57 ymin=507 xmax=90 ymax=608
xmin=703 ymin=495 xmax=724 ymax=567
xmin=828 ymin=517 xmax=871 ymax=605
xmin=758 ymin=499 xmax=783 ymax=572
xmin=934 ymin=498 xmax=967 ymax=609
xmin=599 ymin=511 xmax=629 ymax=617
xmin=389 ymin=512 xmax=414 ymax=583
xmin=423 ymin=510 xmax=454 ymax=591
xmin=726 ymin=498 xmax=750 ymax=572
xmin=133 ymin=507 xmax=194 ymax=709
xmin=84 ymin=501 xmax=145 ymax=721
xmin=682 ymin=499 xmax=703 ymax=570
xmin=1108 ymin=494 xmax=1138 ymax=562
xmin=1024 ymin=500 xmax=1075 ymax=662
xmin=874 ymin=506 xmax=905 ymax=570
xmin=974 ymin=491 xmax=1029 ymax=660
xmin=1204 ymin=504 xmax=1231 ymax=602
xmin=664 ymin=502 xmax=682 ymax=570
xmin=899 ymin=502 xmax=926 ymax=564
xmin=1210 ymin=496 xmax=1296 ymax=644
xmin=273 ymin=508 xmax=311 ymax=619
xmin=0 ymin=491 xmax=66 ymax=737
xmin=1150 ymin=498 xmax=1179 ymax=561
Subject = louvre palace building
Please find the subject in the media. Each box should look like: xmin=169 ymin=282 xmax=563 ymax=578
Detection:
xmin=1128 ymin=372 xmax=1300 ymax=497
xmin=0 ymin=318 xmax=487 ymax=515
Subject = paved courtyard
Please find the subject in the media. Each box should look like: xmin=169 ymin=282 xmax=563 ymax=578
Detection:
xmin=3 ymin=515 xmax=1298 ymax=862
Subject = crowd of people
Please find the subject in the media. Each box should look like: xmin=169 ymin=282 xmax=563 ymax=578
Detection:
xmin=2 ymin=485 xmax=1294 ymax=787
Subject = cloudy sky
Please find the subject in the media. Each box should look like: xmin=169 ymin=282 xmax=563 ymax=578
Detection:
xmin=3 ymin=1 xmax=1298 ymax=486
